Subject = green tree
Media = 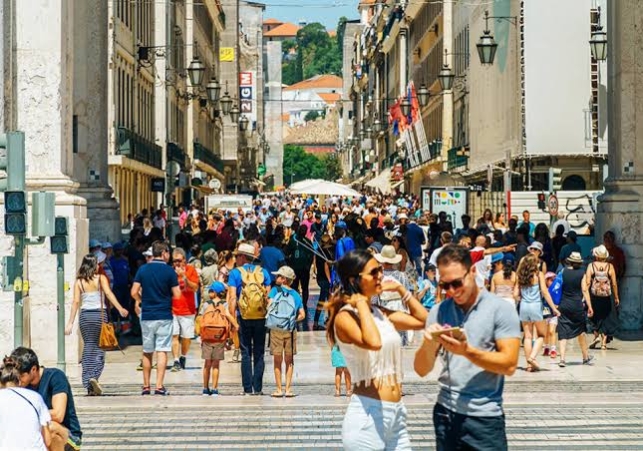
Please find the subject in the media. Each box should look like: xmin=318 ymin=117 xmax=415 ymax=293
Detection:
xmin=283 ymin=145 xmax=341 ymax=186
xmin=321 ymin=153 xmax=343 ymax=182
xmin=304 ymin=110 xmax=320 ymax=122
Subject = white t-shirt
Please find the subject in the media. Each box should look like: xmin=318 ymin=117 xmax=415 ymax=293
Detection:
xmin=471 ymin=246 xmax=492 ymax=288
xmin=0 ymin=387 xmax=51 ymax=451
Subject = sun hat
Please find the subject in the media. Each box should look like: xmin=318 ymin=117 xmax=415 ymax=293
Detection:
xmin=208 ymin=281 xmax=227 ymax=294
xmin=567 ymin=252 xmax=583 ymax=264
xmin=592 ymin=244 xmax=610 ymax=260
xmin=528 ymin=241 xmax=544 ymax=253
xmin=374 ymin=245 xmax=403 ymax=265
xmin=397 ymin=213 xmax=408 ymax=220
xmin=272 ymin=266 xmax=296 ymax=280
xmin=234 ymin=242 xmax=256 ymax=259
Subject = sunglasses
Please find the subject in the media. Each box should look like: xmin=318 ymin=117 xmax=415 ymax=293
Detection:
xmin=438 ymin=269 xmax=470 ymax=291
xmin=359 ymin=266 xmax=383 ymax=278
xmin=173 ymin=259 xmax=185 ymax=264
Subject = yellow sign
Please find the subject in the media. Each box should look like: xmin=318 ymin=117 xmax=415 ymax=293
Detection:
xmin=22 ymin=280 xmax=29 ymax=292
xmin=220 ymin=47 xmax=235 ymax=62
xmin=64 ymin=282 xmax=70 ymax=292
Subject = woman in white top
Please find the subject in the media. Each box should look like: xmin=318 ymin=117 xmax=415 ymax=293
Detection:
xmin=66 ymin=254 xmax=128 ymax=396
xmin=0 ymin=357 xmax=51 ymax=451
xmin=327 ymin=250 xmax=428 ymax=450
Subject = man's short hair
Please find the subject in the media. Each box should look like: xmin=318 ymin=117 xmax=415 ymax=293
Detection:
xmin=436 ymin=244 xmax=473 ymax=271
xmin=152 ymin=241 xmax=169 ymax=258
xmin=441 ymin=231 xmax=453 ymax=244
xmin=9 ymin=347 xmax=39 ymax=374
xmin=172 ymin=247 xmax=187 ymax=258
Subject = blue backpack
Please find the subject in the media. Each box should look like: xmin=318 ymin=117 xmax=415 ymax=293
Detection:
xmin=549 ymin=270 xmax=563 ymax=306
xmin=266 ymin=287 xmax=297 ymax=331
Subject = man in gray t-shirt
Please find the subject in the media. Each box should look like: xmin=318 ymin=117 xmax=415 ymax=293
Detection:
xmin=414 ymin=244 xmax=520 ymax=451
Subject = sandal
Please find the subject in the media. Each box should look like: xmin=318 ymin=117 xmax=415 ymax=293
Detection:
xmin=601 ymin=345 xmax=607 ymax=350
xmin=527 ymin=358 xmax=540 ymax=371
xmin=589 ymin=337 xmax=600 ymax=349
xmin=346 ymin=390 xmax=353 ymax=397
xmin=558 ymin=360 xmax=566 ymax=368
xmin=141 ymin=386 xmax=151 ymax=396
xmin=271 ymin=392 xmax=284 ymax=398
xmin=285 ymin=392 xmax=296 ymax=398
xmin=334 ymin=390 xmax=341 ymax=397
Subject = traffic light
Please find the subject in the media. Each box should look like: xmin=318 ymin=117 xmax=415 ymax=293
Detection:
xmin=548 ymin=167 xmax=562 ymax=192
xmin=1 ymin=132 xmax=26 ymax=235
xmin=537 ymin=192 xmax=546 ymax=210
xmin=50 ymin=217 xmax=69 ymax=254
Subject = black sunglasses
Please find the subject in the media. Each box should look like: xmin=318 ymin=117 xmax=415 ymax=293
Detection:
xmin=438 ymin=269 xmax=470 ymax=291
xmin=360 ymin=266 xmax=383 ymax=278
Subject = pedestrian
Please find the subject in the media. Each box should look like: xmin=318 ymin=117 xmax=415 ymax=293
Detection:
xmin=491 ymin=256 xmax=516 ymax=305
xmin=528 ymin=240 xmax=548 ymax=273
xmin=131 ymin=241 xmax=181 ymax=395
xmin=170 ymin=247 xmax=200 ymax=372
xmin=558 ymin=230 xmax=581 ymax=265
xmin=414 ymin=244 xmax=521 ymax=451
xmin=327 ymin=249 xmax=428 ymax=450
xmin=583 ymin=245 xmax=620 ymax=350
xmin=543 ymin=271 xmax=559 ymax=359
xmin=514 ymin=254 xmax=560 ymax=371
xmin=331 ymin=344 xmax=352 ymax=397
xmin=0 ymin=356 xmax=51 ymax=451
xmin=557 ymin=252 xmax=594 ymax=367
xmin=259 ymin=234 xmax=287 ymax=286
xmin=416 ymin=264 xmax=438 ymax=311
xmin=287 ymin=224 xmax=315 ymax=329
xmin=313 ymin=234 xmax=334 ymax=330
xmin=10 ymin=347 xmax=83 ymax=451
xmin=266 ymin=266 xmax=305 ymax=398
xmin=198 ymin=281 xmax=238 ymax=396
xmin=227 ymin=242 xmax=271 ymax=396
xmin=65 ymin=254 xmax=128 ymax=395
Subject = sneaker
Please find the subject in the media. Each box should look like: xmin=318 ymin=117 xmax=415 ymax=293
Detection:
xmin=251 ymin=391 xmax=263 ymax=396
xmin=549 ymin=349 xmax=558 ymax=359
xmin=542 ymin=348 xmax=550 ymax=357
xmin=136 ymin=360 xmax=143 ymax=371
xmin=583 ymin=355 xmax=595 ymax=365
xmin=202 ymin=388 xmax=211 ymax=396
xmin=141 ymin=386 xmax=151 ymax=395
xmin=88 ymin=378 xmax=103 ymax=396
xmin=154 ymin=387 xmax=170 ymax=396
xmin=210 ymin=389 xmax=219 ymax=397
xmin=179 ymin=356 xmax=186 ymax=370
xmin=171 ymin=361 xmax=181 ymax=372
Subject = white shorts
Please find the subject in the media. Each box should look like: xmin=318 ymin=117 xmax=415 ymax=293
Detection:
xmin=547 ymin=316 xmax=559 ymax=326
xmin=173 ymin=315 xmax=195 ymax=339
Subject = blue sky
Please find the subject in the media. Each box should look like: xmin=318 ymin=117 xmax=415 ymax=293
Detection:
xmin=261 ymin=0 xmax=360 ymax=30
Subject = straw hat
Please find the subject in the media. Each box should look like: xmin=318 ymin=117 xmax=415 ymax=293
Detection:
xmin=592 ymin=244 xmax=610 ymax=260
xmin=567 ymin=252 xmax=583 ymax=264
xmin=234 ymin=243 xmax=256 ymax=259
xmin=374 ymin=245 xmax=402 ymax=265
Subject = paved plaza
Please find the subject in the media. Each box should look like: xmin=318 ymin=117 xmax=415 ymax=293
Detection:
xmin=62 ymin=331 xmax=643 ymax=450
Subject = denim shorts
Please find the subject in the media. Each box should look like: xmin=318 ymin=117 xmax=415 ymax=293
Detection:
xmin=433 ymin=403 xmax=507 ymax=451
xmin=141 ymin=319 xmax=173 ymax=353
xmin=342 ymin=394 xmax=411 ymax=450
xmin=519 ymin=300 xmax=544 ymax=322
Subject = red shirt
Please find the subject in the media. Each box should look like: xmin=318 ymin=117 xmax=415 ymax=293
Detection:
xmin=172 ymin=264 xmax=199 ymax=316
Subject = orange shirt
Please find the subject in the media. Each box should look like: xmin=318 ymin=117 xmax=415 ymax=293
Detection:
xmin=172 ymin=264 xmax=199 ymax=316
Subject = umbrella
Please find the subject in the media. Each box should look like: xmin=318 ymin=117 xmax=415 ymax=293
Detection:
xmin=289 ymin=179 xmax=324 ymax=191
xmin=290 ymin=180 xmax=361 ymax=197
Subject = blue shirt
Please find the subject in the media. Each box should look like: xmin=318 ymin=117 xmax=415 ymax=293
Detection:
xmin=268 ymin=285 xmax=304 ymax=312
xmin=259 ymin=246 xmax=286 ymax=283
xmin=32 ymin=368 xmax=82 ymax=439
xmin=405 ymin=223 xmax=426 ymax=258
xmin=134 ymin=260 xmax=179 ymax=321
xmin=228 ymin=263 xmax=272 ymax=300
xmin=426 ymin=290 xmax=520 ymax=417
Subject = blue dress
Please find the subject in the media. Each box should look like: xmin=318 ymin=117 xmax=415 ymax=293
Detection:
xmin=331 ymin=344 xmax=347 ymax=368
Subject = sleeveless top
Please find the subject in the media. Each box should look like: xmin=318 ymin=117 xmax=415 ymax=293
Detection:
xmin=494 ymin=283 xmax=515 ymax=303
xmin=335 ymin=305 xmax=403 ymax=386
xmin=79 ymin=278 xmax=102 ymax=310
xmin=520 ymin=283 xmax=541 ymax=304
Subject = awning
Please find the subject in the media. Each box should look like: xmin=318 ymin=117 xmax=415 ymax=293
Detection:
xmin=349 ymin=175 xmax=366 ymax=186
xmin=391 ymin=180 xmax=404 ymax=190
xmin=365 ymin=169 xmax=393 ymax=194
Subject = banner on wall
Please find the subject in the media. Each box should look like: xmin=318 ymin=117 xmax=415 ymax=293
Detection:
xmin=422 ymin=187 xmax=468 ymax=230
xmin=239 ymin=71 xmax=256 ymax=125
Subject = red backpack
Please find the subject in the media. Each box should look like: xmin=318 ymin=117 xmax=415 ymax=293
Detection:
xmin=199 ymin=302 xmax=230 ymax=343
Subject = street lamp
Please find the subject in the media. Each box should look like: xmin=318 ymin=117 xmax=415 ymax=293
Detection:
xmin=372 ymin=117 xmax=382 ymax=133
xmin=400 ymin=98 xmax=411 ymax=117
xmin=417 ymin=83 xmax=430 ymax=107
xmin=187 ymin=57 xmax=206 ymax=86
xmin=590 ymin=27 xmax=607 ymax=61
xmin=359 ymin=128 xmax=367 ymax=140
xmin=220 ymin=83 xmax=233 ymax=115
xmin=438 ymin=64 xmax=455 ymax=91
xmin=239 ymin=115 xmax=249 ymax=132
xmin=206 ymin=77 xmax=221 ymax=102
xmin=229 ymin=105 xmax=240 ymax=124
xmin=477 ymin=11 xmax=499 ymax=65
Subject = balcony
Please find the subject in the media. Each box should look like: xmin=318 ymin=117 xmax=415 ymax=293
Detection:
xmin=116 ymin=127 xmax=162 ymax=169
xmin=448 ymin=146 xmax=469 ymax=171
xmin=167 ymin=142 xmax=187 ymax=168
xmin=193 ymin=141 xmax=224 ymax=173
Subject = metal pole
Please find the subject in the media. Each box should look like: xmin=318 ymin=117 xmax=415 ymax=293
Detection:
xmin=57 ymin=254 xmax=66 ymax=372
xmin=13 ymin=235 xmax=24 ymax=348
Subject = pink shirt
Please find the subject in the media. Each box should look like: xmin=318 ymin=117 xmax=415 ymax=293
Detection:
xmin=179 ymin=211 xmax=188 ymax=229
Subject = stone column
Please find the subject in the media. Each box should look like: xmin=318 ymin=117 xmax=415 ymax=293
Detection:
xmin=0 ymin=0 xmax=89 ymax=367
xmin=595 ymin=0 xmax=643 ymax=332
xmin=73 ymin=0 xmax=121 ymax=242
xmin=265 ymin=42 xmax=283 ymax=187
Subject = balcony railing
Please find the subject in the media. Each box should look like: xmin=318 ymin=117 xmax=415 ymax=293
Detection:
xmin=193 ymin=141 xmax=224 ymax=173
xmin=116 ymin=127 xmax=162 ymax=169
xmin=448 ymin=146 xmax=469 ymax=171
xmin=167 ymin=142 xmax=187 ymax=168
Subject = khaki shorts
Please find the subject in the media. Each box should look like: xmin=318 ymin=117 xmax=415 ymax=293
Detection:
xmin=270 ymin=329 xmax=297 ymax=356
xmin=201 ymin=341 xmax=225 ymax=361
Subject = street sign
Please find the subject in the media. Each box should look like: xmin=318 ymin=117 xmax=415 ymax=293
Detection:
xmin=548 ymin=194 xmax=559 ymax=217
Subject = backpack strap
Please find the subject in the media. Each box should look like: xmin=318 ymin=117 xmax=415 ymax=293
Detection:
xmin=8 ymin=389 xmax=39 ymax=422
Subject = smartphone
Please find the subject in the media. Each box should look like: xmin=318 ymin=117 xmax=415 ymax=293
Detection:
xmin=431 ymin=327 xmax=463 ymax=340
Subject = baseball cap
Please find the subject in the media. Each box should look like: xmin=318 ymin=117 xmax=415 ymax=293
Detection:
xmin=89 ymin=239 xmax=101 ymax=249
xmin=113 ymin=242 xmax=125 ymax=251
xmin=491 ymin=252 xmax=504 ymax=264
xmin=272 ymin=266 xmax=296 ymax=280
xmin=94 ymin=250 xmax=107 ymax=264
xmin=208 ymin=281 xmax=227 ymax=294
xmin=102 ymin=242 xmax=113 ymax=249
xmin=335 ymin=221 xmax=347 ymax=229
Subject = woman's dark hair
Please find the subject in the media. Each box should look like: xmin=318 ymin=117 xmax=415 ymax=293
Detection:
xmin=77 ymin=254 xmax=98 ymax=281
xmin=0 ymin=356 xmax=20 ymax=386
xmin=9 ymin=346 xmax=39 ymax=374
xmin=326 ymin=250 xmax=375 ymax=346
xmin=436 ymin=244 xmax=473 ymax=270
xmin=483 ymin=209 xmax=493 ymax=221
xmin=190 ymin=243 xmax=201 ymax=258
xmin=535 ymin=223 xmax=550 ymax=240
xmin=503 ymin=259 xmax=514 ymax=280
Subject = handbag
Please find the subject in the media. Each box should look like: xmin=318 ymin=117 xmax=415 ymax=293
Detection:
xmin=98 ymin=281 xmax=121 ymax=351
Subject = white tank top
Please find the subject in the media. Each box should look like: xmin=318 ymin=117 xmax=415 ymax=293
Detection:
xmin=79 ymin=278 xmax=103 ymax=310
xmin=335 ymin=305 xmax=403 ymax=386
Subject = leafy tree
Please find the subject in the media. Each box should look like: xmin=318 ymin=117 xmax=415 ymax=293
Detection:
xmin=283 ymin=145 xmax=341 ymax=186
xmin=320 ymin=153 xmax=343 ymax=182
xmin=304 ymin=110 xmax=320 ymax=122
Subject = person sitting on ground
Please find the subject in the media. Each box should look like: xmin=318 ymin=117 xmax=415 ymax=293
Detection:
xmin=266 ymin=266 xmax=305 ymax=397
xmin=10 ymin=347 xmax=82 ymax=451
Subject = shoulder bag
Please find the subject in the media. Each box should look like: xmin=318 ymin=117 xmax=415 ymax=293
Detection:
xmin=98 ymin=277 xmax=121 ymax=351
